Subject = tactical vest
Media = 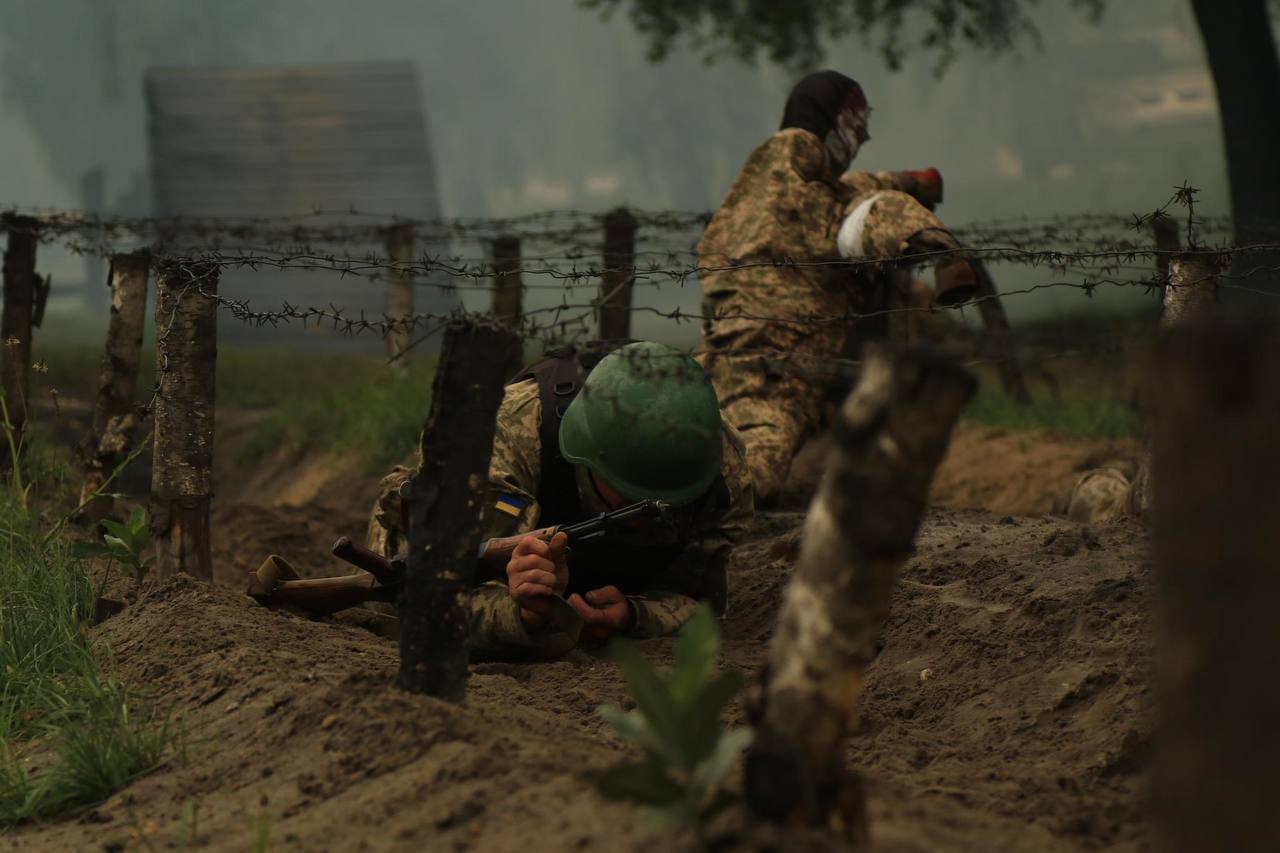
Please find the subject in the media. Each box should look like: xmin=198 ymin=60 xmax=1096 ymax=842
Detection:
xmin=510 ymin=341 xmax=727 ymax=596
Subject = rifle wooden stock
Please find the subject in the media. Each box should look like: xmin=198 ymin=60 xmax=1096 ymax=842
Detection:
xmin=258 ymin=574 xmax=395 ymax=615
xmin=332 ymin=536 xmax=398 ymax=585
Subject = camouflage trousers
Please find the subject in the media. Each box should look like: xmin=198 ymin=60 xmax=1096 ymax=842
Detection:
xmin=698 ymin=274 xmax=953 ymax=505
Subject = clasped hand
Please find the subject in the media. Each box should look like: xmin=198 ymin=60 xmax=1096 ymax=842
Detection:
xmin=505 ymin=533 xmax=633 ymax=640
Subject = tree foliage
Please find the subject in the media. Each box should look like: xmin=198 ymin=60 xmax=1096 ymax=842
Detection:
xmin=583 ymin=0 xmax=1108 ymax=73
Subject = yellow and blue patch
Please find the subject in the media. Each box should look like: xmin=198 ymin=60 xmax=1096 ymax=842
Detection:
xmin=495 ymin=494 xmax=527 ymax=518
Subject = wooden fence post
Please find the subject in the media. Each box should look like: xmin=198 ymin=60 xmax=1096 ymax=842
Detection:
xmin=490 ymin=234 xmax=524 ymax=376
xmin=385 ymin=223 xmax=415 ymax=369
xmin=1151 ymin=212 xmax=1181 ymax=289
xmin=1162 ymin=251 xmax=1221 ymax=326
xmin=79 ymin=251 xmax=150 ymax=523
xmin=746 ymin=347 xmax=975 ymax=834
xmin=151 ymin=258 xmax=218 ymax=583
xmin=1149 ymin=324 xmax=1280 ymax=852
xmin=1 ymin=214 xmax=39 ymax=460
xmin=598 ymin=207 xmax=637 ymax=341
xmin=1127 ymin=249 xmax=1224 ymax=518
xmin=397 ymin=319 xmax=521 ymax=701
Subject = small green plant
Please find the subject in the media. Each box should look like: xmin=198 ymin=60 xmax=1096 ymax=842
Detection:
xmin=73 ymin=506 xmax=154 ymax=585
xmin=593 ymin=606 xmax=752 ymax=840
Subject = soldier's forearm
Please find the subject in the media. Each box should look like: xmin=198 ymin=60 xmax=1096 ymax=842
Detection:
xmin=625 ymin=591 xmax=703 ymax=640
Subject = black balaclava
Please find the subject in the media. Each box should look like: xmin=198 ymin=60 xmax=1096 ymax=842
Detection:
xmin=780 ymin=70 xmax=870 ymax=173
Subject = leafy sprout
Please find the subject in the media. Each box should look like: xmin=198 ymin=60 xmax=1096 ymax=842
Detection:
xmin=593 ymin=606 xmax=751 ymax=839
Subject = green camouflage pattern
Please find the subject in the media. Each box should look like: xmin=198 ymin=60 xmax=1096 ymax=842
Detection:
xmin=696 ymin=128 xmax=962 ymax=502
xmin=367 ymin=377 xmax=754 ymax=657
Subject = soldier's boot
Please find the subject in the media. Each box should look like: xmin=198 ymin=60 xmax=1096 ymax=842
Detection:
xmin=1065 ymin=466 xmax=1133 ymax=525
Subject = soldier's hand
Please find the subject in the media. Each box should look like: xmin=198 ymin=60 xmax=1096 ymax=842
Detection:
xmin=506 ymin=532 xmax=569 ymax=628
xmin=569 ymin=585 xmax=634 ymax=642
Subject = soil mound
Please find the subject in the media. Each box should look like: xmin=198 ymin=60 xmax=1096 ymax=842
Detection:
xmin=11 ymin=508 xmax=1152 ymax=852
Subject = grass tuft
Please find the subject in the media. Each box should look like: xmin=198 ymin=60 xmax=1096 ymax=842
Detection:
xmin=0 ymin=420 xmax=179 ymax=826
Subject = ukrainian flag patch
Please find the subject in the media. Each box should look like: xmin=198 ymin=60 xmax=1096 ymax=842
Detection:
xmin=495 ymin=494 xmax=527 ymax=517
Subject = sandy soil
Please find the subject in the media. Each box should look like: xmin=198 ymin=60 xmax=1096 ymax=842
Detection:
xmin=4 ymin=423 xmax=1152 ymax=852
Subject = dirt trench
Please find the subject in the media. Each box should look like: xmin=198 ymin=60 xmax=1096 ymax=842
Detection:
xmin=5 ymin=423 xmax=1151 ymax=852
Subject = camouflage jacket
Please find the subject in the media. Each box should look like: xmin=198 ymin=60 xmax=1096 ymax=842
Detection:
xmin=369 ymin=378 xmax=755 ymax=658
xmin=696 ymin=129 xmax=957 ymax=352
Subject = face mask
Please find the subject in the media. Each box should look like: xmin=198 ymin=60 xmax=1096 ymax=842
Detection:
xmin=825 ymin=107 xmax=870 ymax=173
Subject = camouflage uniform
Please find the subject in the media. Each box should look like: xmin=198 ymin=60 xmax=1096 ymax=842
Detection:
xmin=368 ymin=378 xmax=754 ymax=658
xmin=697 ymin=127 xmax=962 ymax=503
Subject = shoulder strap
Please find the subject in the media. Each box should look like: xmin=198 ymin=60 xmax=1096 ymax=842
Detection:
xmin=512 ymin=339 xmax=637 ymax=526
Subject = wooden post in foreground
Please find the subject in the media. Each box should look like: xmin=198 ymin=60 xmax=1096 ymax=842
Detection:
xmin=1150 ymin=324 xmax=1280 ymax=853
xmin=385 ymin=223 xmax=415 ymax=369
xmin=151 ymin=258 xmax=218 ymax=582
xmin=397 ymin=319 xmax=521 ymax=701
xmin=79 ymin=251 xmax=150 ymax=523
xmin=1127 ymin=249 xmax=1224 ymax=519
xmin=1 ymin=214 xmax=38 ymax=460
xmin=598 ymin=207 xmax=637 ymax=341
xmin=746 ymin=347 xmax=975 ymax=834
xmin=490 ymin=235 xmax=524 ymax=376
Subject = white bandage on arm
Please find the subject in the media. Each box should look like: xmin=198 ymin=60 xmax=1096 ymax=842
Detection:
xmin=836 ymin=192 xmax=884 ymax=259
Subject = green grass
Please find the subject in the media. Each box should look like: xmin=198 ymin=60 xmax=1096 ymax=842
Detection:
xmin=963 ymin=377 xmax=1140 ymax=439
xmin=219 ymin=350 xmax=436 ymax=473
xmin=0 ymin=425 xmax=179 ymax=826
xmin=31 ymin=344 xmax=436 ymax=474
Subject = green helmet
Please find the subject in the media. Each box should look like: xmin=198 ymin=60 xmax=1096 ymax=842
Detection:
xmin=559 ymin=342 xmax=723 ymax=505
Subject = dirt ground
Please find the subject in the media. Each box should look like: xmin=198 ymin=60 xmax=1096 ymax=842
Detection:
xmin=4 ymin=423 xmax=1151 ymax=852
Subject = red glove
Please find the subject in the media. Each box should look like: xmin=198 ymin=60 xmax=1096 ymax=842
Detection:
xmin=568 ymin=586 xmax=635 ymax=642
xmin=907 ymin=167 xmax=944 ymax=209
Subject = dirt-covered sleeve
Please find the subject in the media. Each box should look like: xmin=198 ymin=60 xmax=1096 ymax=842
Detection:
xmin=468 ymin=581 xmax=577 ymax=659
xmin=625 ymin=421 xmax=755 ymax=639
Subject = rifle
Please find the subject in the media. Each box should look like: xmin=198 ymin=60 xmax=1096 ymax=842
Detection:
xmin=246 ymin=499 xmax=671 ymax=624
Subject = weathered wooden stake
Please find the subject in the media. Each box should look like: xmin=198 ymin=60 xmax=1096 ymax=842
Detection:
xmin=1149 ymin=324 xmax=1280 ymax=853
xmin=151 ymin=258 xmax=218 ymax=582
xmin=79 ymin=251 xmax=150 ymax=523
xmin=1151 ymin=212 xmax=1181 ymax=289
xmin=398 ymin=320 xmax=521 ymax=701
xmin=1162 ymin=251 xmax=1221 ymax=326
xmin=490 ymin=235 xmax=524 ymax=376
xmin=971 ymin=259 xmax=1031 ymax=404
xmin=598 ymin=207 xmax=637 ymax=341
xmin=385 ymin=223 xmax=415 ymax=369
xmin=746 ymin=347 xmax=975 ymax=833
xmin=1 ymin=214 xmax=39 ymax=460
xmin=1128 ymin=249 xmax=1224 ymax=518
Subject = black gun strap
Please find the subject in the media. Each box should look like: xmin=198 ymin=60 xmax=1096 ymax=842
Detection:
xmin=509 ymin=340 xmax=634 ymax=527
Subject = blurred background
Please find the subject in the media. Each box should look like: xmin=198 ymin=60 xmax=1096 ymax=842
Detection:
xmin=0 ymin=0 xmax=1235 ymax=350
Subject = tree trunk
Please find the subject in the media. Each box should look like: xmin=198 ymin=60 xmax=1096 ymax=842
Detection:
xmin=80 ymin=251 xmax=150 ymax=523
xmin=1 ymin=215 xmax=37 ymax=462
xmin=746 ymin=346 xmax=975 ymax=832
xmin=598 ymin=208 xmax=637 ymax=341
xmin=1149 ymin=323 xmax=1280 ymax=853
xmin=1190 ymin=0 xmax=1280 ymax=247
xmin=385 ymin=223 xmax=415 ymax=368
xmin=151 ymin=259 xmax=218 ymax=583
xmin=397 ymin=320 xmax=521 ymax=701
